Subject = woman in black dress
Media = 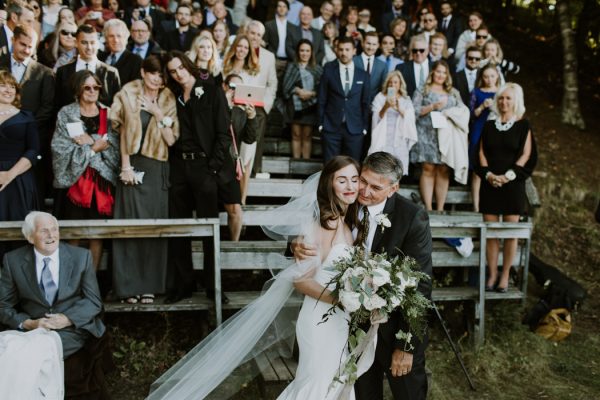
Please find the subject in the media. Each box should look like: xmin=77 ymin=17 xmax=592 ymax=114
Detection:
xmin=51 ymin=70 xmax=120 ymax=269
xmin=476 ymin=83 xmax=537 ymax=292
xmin=0 ymin=72 xmax=40 ymax=258
xmin=110 ymin=55 xmax=178 ymax=304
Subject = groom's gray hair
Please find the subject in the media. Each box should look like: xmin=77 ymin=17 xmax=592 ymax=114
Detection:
xmin=362 ymin=152 xmax=403 ymax=184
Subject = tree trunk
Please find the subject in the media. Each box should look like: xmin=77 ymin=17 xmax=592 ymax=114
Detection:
xmin=557 ymin=0 xmax=586 ymax=130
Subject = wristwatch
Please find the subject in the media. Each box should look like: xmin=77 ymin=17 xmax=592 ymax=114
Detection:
xmin=158 ymin=116 xmax=174 ymax=129
xmin=505 ymin=169 xmax=516 ymax=181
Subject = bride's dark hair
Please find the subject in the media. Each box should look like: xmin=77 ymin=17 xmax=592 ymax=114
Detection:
xmin=317 ymin=156 xmax=360 ymax=230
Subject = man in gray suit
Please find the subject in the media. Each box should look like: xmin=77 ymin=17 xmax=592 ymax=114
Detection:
xmin=0 ymin=211 xmax=105 ymax=358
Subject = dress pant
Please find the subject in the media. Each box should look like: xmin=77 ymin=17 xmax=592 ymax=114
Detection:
xmin=167 ymin=156 xmax=218 ymax=295
xmin=322 ymin=123 xmax=364 ymax=163
xmin=355 ymin=349 xmax=428 ymax=400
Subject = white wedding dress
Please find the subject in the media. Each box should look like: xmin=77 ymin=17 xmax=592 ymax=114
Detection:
xmin=277 ymin=243 xmax=354 ymax=400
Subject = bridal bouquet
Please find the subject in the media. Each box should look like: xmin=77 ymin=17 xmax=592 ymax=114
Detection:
xmin=321 ymin=247 xmax=431 ymax=388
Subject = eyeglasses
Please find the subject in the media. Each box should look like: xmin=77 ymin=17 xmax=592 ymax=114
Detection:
xmin=476 ymin=35 xmax=488 ymax=40
xmin=467 ymin=56 xmax=481 ymax=61
xmin=83 ymin=85 xmax=102 ymax=92
xmin=411 ymin=48 xmax=426 ymax=54
xmin=60 ymin=30 xmax=77 ymax=37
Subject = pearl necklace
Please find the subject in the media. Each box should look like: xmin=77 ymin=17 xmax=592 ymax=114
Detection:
xmin=495 ymin=117 xmax=516 ymax=131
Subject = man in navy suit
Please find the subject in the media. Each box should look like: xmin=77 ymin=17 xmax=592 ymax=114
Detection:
xmin=354 ymin=31 xmax=387 ymax=102
xmin=438 ymin=1 xmax=462 ymax=56
xmin=395 ymin=34 xmax=432 ymax=98
xmin=318 ymin=36 xmax=370 ymax=162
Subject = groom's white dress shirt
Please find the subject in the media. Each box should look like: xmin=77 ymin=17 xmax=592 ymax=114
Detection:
xmin=353 ymin=201 xmax=386 ymax=251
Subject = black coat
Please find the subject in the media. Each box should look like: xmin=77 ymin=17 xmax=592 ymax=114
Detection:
xmin=453 ymin=69 xmax=471 ymax=106
xmin=0 ymin=27 xmax=8 ymax=57
xmin=54 ymin=60 xmax=121 ymax=110
xmin=438 ymin=15 xmax=463 ymax=51
xmin=99 ymin=49 xmax=142 ymax=86
xmin=164 ymin=27 xmax=200 ymax=52
xmin=287 ymin=25 xmax=325 ymax=65
xmin=264 ymin=19 xmax=296 ymax=60
xmin=126 ymin=40 xmax=162 ymax=59
xmin=396 ymin=60 xmax=433 ymax=98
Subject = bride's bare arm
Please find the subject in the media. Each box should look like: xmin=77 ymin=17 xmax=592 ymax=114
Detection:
xmin=294 ymin=279 xmax=335 ymax=304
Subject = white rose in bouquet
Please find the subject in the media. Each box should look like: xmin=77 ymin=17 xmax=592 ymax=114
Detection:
xmin=363 ymin=293 xmax=387 ymax=311
xmin=339 ymin=290 xmax=362 ymax=312
xmin=372 ymin=267 xmax=391 ymax=287
xmin=389 ymin=295 xmax=402 ymax=308
xmin=397 ymin=271 xmax=418 ymax=291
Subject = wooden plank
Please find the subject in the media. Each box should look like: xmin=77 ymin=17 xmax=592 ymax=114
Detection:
xmin=255 ymin=353 xmax=279 ymax=382
xmin=262 ymin=157 xmax=323 ymax=175
xmin=266 ymin=350 xmax=294 ymax=381
xmin=104 ymin=292 xmax=212 ymax=312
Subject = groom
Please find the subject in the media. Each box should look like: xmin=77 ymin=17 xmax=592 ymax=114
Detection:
xmin=295 ymin=152 xmax=433 ymax=399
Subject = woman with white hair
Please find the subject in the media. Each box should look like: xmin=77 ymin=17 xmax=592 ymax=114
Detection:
xmin=476 ymin=82 xmax=537 ymax=293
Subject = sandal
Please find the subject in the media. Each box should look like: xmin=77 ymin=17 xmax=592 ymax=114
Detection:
xmin=122 ymin=296 xmax=140 ymax=304
xmin=140 ymin=294 xmax=155 ymax=304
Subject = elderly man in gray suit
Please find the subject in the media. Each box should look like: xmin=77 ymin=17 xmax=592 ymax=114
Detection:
xmin=0 ymin=211 xmax=105 ymax=358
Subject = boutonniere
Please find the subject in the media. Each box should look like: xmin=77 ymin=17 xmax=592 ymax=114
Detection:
xmin=195 ymin=86 xmax=204 ymax=99
xmin=375 ymin=213 xmax=391 ymax=233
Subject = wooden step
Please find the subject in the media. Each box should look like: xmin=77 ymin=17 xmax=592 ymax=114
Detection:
xmin=262 ymin=156 xmax=322 ymax=175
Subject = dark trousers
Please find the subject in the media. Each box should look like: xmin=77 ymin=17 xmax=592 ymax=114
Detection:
xmin=252 ymin=107 xmax=268 ymax=174
xmin=167 ymin=156 xmax=218 ymax=294
xmin=322 ymin=123 xmax=364 ymax=162
xmin=355 ymin=348 xmax=428 ymax=400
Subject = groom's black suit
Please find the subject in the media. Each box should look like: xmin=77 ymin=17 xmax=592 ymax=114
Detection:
xmin=355 ymin=193 xmax=433 ymax=400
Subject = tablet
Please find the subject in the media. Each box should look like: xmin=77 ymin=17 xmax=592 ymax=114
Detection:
xmin=233 ymin=84 xmax=266 ymax=107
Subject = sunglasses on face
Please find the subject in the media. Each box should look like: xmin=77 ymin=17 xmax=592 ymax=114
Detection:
xmin=83 ymin=85 xmax=102 ymax=92
xmin=476 ymin=35 xmax=488 ymax=40
xmin=467 ymin=56 xmax=481 ymax=61
xmin=60 ymin=30 xmax=77 ymax=37
xmin=412 ymin=48 xmax=426 ymax=54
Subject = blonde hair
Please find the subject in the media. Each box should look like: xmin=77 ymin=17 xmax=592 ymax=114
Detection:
xmin=187 ymin=35 xmax=221 ymax=77
xmin=424 ymin=60 xmax=453 ymax=94
xmin=492 ymin=82 xmax=526 ymax=119
xmin=222 ymin=34 xmax=259 ymax=76
xmin=484 ymin=39 xmax=504 ymax=64
xmin=380 ymin=70 xmax=408 ymax=98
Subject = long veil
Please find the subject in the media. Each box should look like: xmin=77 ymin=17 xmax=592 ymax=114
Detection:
xmin=147 ymin=173 xmax=323 ymax=400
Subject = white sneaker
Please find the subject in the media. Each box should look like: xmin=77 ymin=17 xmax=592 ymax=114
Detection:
xmin=456 ymin=237 xmax=474 ymax=258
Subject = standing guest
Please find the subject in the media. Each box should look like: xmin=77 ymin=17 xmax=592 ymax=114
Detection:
xmin=264 ymin=0 xmax=295 ymax=79
xmin=203 ymin=0 xmax=218 ymax=27
xmin=330 ymin=0 xmax=343 ymax=29
xmin=438 ymin=0 xmax=462 ymax=56
xmin=210 ymin=2 xmax=238 ymax=34
xmin=187 ymin=34 xmax=223 ymax=85
xmin=354 ymin=31 xmax=387 ymax=102
xmin=339 ymin=5 xmax=361 ymax=40
xmin=125 ymin=0 xmax=166 ymax=39
xmin=410 ymin=60 xmax=463 ymax=211
xmin=164 ymin=4 xmax=199 ymax=52
xmin=245 ymin=20 xmax=277 ymax=175
xmin=58 ymin=6 xmax=75 ymax=25
xmin=51 ymin=70 xmax=120 ymax=270
xmin=420 ymin=11 xmax=437 ymax=44
xmin=38 ymin=20 xmax=77 ymax=70
xmin=127 ymin=19 xmax=163 ymax=60
xmin=0 ymin=25 xmax=54 ymax=205
xmin=381 ymin=0 xmax=405 ymax=34
xmin=222 ymin=34 xmax=259 ymax=203
xmin=54 ymin=24 xmax=121 ymax=111
xmin=211 ymin=19 xmax=232 ymax=61
xmin=75 ymin=0 xmax=116 ymax=33
xmin=0 ymin=71 xmax=39 ymax=226
xmin=321 ymin=21 xmax=338 ymax=65
xmin=28 ymin=0 xmax=43 ymax=40
xmin=357 ymin=8 xmax=375 ymax=33
xmin=318 ymin=36 xmax=370 ymax=162
xmin=469 ymin=63 xmax=500 ymax=212
xmin=222 ymin=74 xmax=256 ymax=239
xmin=454 ymin=11 xmax=483 ymax=63
xmin=246 ymin=0 xmax=269 ymax=24
xmin=368 ymin=70 xmax=417 ymax=176
xmin=108 ymin=0 xmax=125 ymax=19
xmin=282 ymin=39 xmax=322 ymax=159
xmin=428 ymin=32 xmax=449 ymax=63
xmin=390 ymin=16 xmax=410 ymax=61
xmin=42 ymin=0 xmax=62 ymax=39
xmin=453 ymin=25 xmax=492 ymax=72
xmin=396 ymin=34 xmax=432 ymax=98
xmin=454 ymin=45 xmax=482 ymax=106
xmin=378 ymin=33 xmax=404 ymax=73
xmin=191 ymin=6 xmax=204 ymax=30
xmin=100 ymin=19 xmax=143 ymax=85
xmin=110 ymin=55 xmax=178 ymax=304
xmin=164 ymin=51 xmax=232 ymax=303
xmin=311 ymin=0 xmax=333 ymax=31
xmin=0 ymin=2 xmax=35 ymax=56
xmin=476 ymin=83 xmax=536 ymax=292
xmin=482 ymin=38 xmax=520 ymax=80
xmin=289 ymin=5 xmax=325 ymax=66
xmin=287 ymin=0 xmax=304 ymax=26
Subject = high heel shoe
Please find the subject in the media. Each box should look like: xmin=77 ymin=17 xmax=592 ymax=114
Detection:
xmin=495 ymin=286 xmax=508 ymax=293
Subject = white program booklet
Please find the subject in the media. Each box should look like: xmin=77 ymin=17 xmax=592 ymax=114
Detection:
xmin=430 ymin=111 xmax=449 ymax=129
xmin=66 ymin=122 xmax=86 ymax=138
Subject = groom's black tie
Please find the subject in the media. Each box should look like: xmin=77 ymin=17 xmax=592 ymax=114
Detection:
xmin=356 ymin=207 xmax=370 ymax=248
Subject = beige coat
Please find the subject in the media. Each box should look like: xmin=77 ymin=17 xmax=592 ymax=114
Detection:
xmin=110 ymin=80 xmax=179 ymax=161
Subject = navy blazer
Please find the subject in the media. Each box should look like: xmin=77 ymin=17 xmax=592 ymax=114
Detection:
xmin=318 ymin=60 xmax=370 ymax=135
xmin=353 ymin=54 xmax=388 ymax=102
xmin=396 ymin=60 xmax=433 ymax=98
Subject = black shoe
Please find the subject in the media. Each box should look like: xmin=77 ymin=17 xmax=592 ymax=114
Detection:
xmin=495 ymin=286 xmax=508 ymax=294
xmin=164 ymin=291 xmax=192 ymax=304
xmin=206 ymin=290 xmax=230 ymax=304
xmin=485 ymin=285 xmax=495 ymax=292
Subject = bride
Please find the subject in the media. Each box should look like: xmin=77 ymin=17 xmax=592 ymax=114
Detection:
xmin=147 ymin=156 xmax=364 ymax=400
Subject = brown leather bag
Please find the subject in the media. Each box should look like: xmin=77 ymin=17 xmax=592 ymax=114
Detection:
xmin=534 ymin=308 xmax=572 ymax=342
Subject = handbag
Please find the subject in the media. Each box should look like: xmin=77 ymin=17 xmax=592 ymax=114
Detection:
xmin=534 ymin=308 xmax=572 ymax=342
xmin=229 ymin=124 xmax=244 ymax=181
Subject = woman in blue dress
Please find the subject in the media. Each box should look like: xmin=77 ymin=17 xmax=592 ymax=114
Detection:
xmin=469 ymin=64 xmax=500 ymax=212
